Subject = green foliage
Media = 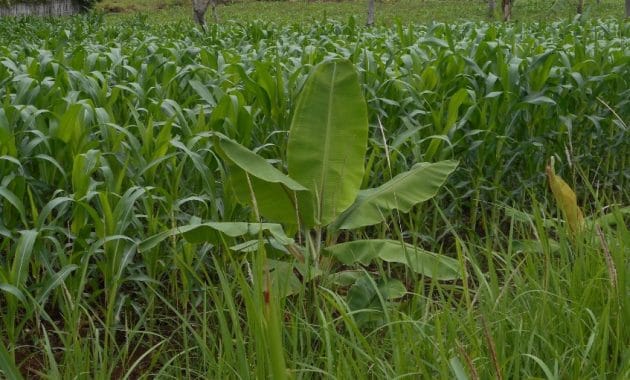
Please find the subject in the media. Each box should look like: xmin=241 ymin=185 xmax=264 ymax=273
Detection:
xmin=96 ymin=0 xmax=627 ymax=25
xmin=326 ymin=239 xmax=461 ymax=280
xmin=287 ymin=60 xmax=369 ymax=227
xmin=331 ymin=160 xmax=459 ymax=230
xmin=218 ymin=60 xmax=459 ymax=285
xmin=0 ymin=13 xmax=627 ymax=379
xmin=217 ymin=134 xmax=310 ymax=225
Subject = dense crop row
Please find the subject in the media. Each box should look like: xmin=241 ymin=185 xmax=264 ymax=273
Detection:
xmin=1 ymin=15 xmax=628 ymax=235
xmin=0 ymin=14 xmax=628 ymax=378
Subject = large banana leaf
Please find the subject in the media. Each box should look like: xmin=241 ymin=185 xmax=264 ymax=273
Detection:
xmin=217 ymin=136 xmax=313 ymax=225
xmin=326 ymin=239 xmax=462 ymax=280
xmin=331 ymin=160 xmax=458 ymax=231
xmin=139 ymin=221 xmax=293 ymax=252
xmin=287 ymin=60 xmax=368 ymax=227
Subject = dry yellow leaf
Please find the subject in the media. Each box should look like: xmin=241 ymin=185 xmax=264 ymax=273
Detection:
xmin=546 ymin=158 xmax=584 ymax=234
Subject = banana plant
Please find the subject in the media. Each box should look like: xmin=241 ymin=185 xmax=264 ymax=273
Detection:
xmin=142 ymin=60 xmax=462 ymax=296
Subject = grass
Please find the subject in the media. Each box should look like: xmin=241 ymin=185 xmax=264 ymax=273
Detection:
xmin=8 ymin=203 xmax=628 ymax=378
xmin=96 ymin=0 xmax=628 ymax=25
xmin=0 ymin=8 xmax=628 ymax=380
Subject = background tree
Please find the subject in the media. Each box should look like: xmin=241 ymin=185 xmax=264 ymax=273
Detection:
xmin=502 ymin=0 xmax=511 ymax=21
xmin=192 ymin=0 xmax=216 ymax=31
xmin=626 ymin=0 xmax=629 ymax=17
xmin=367 ymin=0 xmax=375 ymax=26
xmin=488 ymin=0 xmax=496 ymax=18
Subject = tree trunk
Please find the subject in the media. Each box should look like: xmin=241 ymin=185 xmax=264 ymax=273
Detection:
xmin=488 ymin=0 xmax=495 ymax=18
xmin=626 ymin=0 xmax=629 ymax=17
xmin=577 ymin=0 xmax=584 ymax=14
xmin=192 ymin=0 xmax=216 ymax=31
xmin=502 ymin=0 xmax=511 ymax=21
xmin=366 ymin=0 xmax=375 ymax=27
